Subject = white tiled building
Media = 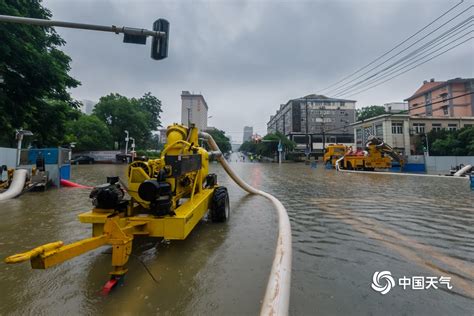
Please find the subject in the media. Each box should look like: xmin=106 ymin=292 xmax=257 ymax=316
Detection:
xmin=351 ymin=114 xmax=474 ymax=155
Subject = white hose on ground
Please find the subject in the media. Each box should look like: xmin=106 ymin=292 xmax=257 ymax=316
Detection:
xmin=453 ymin=164 xmax=472 ymax=177
xmin=200 ymin=132 xmax=291 ymax=316
xmin=335 ymin=156 xmax=345 ymax=171
xmin=0 ymin=169 xmax=27 ymax=201
xmin=338 ymin=168 xmax=469 ymax=179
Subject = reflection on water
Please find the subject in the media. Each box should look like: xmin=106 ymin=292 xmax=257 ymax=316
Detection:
xmin=0 ymin=158 xmax=472 ymax=315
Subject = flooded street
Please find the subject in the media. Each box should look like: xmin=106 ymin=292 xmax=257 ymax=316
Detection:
xmin=0 ymin=159 xmax=473 ymax=315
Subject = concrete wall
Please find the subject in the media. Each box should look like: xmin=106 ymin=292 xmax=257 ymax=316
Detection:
xmin=75 ymin=150 xmax=121 ymax=162
xmin=425 ymin=156 xmax=474 ymax=173
xmin=0 ymin=147 xmax=17 ymax=169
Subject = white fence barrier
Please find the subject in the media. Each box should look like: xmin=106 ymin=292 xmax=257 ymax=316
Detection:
xmin=425 ymin=156 xmax=474 ymax=173
xmin=0 ymin=147 xmax=17 ymax=169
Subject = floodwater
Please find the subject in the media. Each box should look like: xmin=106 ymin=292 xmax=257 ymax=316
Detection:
xmin=0 ymin=156 xmax=473 ymax=315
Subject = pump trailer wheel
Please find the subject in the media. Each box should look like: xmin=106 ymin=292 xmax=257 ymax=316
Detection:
xmin=210 ymin=186 xmax=230 ymax=222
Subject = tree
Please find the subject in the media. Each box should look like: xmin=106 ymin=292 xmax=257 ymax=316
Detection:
xmin=0 ymin=1 xmax=80 ymax=147
xmin=429 ymin=126 xmax=474 ymax=156
xmin=26 ymin=99 xmax=81 ymax=147
xmin=64 ymin=114 xmax=113 ymax=151
xmin=239 ymin=141 xmax=257 ymax=153
xmin=144 ymin=133 xmax=162 ymax=151
xmin=356 ymin=105 xmax=386 ymax=122
xmin=93 ymin=93 xmax=162 ymax=150
xmin=239 ymin=132 xmax=295 ymax=158
xmin=138 ymin=92 xmax=163 ymax=131
xmin=204 ymin=129 xmax=231 ymax=153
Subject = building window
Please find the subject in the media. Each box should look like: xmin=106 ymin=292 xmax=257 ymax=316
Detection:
xmin=356 ymin=128 xmax=362 ymax=143
xmin=431 ymin=123 xmax=442 ymax=132
xmin=442 ymin=106 xmax=449 ymax=116
xmin=375 ymin=124 xmax=383 ymax=137
xmin=413 ymin=123 xmax=425 ymax=134
xmin=464 ymin=124 xmax=472 ymax=128
xmin=448 ymin=124 xmax=457 ymax=131
xmin=424 ymin=92 xmax=432 ymax=116
xmin=392 ymin=122 xmax=403 ymax=134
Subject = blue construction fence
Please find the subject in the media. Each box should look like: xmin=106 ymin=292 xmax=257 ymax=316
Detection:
xmin=20 ymin=147 xmax=71 ymax=186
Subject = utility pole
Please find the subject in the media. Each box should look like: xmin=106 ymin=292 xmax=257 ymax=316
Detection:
xmin=321 ymin=106 xmax=326 ymax=155
xmin=424 ymin=132 xmax=430 ymax=156
xmin=278 ymin=140 xmax=283 ymax=165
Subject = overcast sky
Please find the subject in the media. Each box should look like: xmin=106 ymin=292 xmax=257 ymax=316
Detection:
xmin=43 ymin=0 xmax=473 ymax=142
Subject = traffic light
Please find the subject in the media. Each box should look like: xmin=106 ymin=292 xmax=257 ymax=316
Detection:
xmin=151 ymin=19 xmax=169 ymax=60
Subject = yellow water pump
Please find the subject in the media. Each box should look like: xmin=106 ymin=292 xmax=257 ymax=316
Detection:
xmin=5 ymin=124 xmax=230 ymax=294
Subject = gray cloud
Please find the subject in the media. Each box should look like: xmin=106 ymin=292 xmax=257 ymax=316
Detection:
xmin=43 ymin=0 xmax=474 ymax=140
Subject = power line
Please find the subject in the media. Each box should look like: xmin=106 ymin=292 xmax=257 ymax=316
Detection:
xmin=327 ymin=5 xmax=473 ymax=96
xmin=341 ymin=37 xmax=473 ymax=98
xmin=333 ymin=21 xmax=473 ymax=97
xmin=323 ymin=91 xmax=474 ymax=134
xmin=317 ymin=0 xmax=465 ymax=94
xmin=332 ymin=17 xmax=473 ymax=97
xmin=334 ymin=29 xmax=473 ymax=97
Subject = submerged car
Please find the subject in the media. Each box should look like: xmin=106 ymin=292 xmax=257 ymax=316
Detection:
xmin=71 ymin=155 xmax=95 ymax=164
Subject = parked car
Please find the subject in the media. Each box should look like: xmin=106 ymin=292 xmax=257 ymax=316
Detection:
xmin=71 ymin=155 xmax=95 ymax=165
xmin=116 ymin=153 xmax=132 ymax=163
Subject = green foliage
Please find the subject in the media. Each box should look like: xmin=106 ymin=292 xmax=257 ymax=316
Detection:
xmin=144 ymin=133 xmax=163 ymax=151
xmin=93 ymin=93 xmax=163 ymax=150
xmin=138 ymin=92 xmax=163 ymax=131
xmin=239 ymin=141 xmax=257 ymax=154
xmin=136 ymin=150 xmax=161 ymax=159
xmin=239 ymin=132 xmax=296 ymax=158
xmin=0 ymin=0 xmax=80 ymax=147
xmin=428 ymin=126 xmax=474 ymax=156
xmin=204 ymin=129 xmax=231 ymax=153
xmin=24 ymin=99 xmax=80 ymax=147
xmin=64 ymin=114 xmax=113 ymax=151
xmin=356 ymin=105 xmax=386 ymax=122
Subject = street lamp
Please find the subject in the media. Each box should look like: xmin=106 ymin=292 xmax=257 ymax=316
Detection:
xmin=207 ymin=115 xmax=213 ymax=128
xmin=15 ymin=129 xmax=33 ymax=167
xmin=124 ymin=130 xmax=129 ymax=155
xmin=130 ymin=137 xmax=136 ymax=151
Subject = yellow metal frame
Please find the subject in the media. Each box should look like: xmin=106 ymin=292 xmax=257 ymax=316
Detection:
xmin=343 ymin=144 xmax=392 ymax=170
xmin=5 ymin=124 xmax=218 ymax=279
xmin=323 ymin=144 xmax=346 ymax=167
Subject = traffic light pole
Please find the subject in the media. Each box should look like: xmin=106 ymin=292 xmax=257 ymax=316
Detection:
xmin=0 ymin=14 xmax=169 ymax=60
xmin=0 ymin=15 xmax=165 ymax=38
